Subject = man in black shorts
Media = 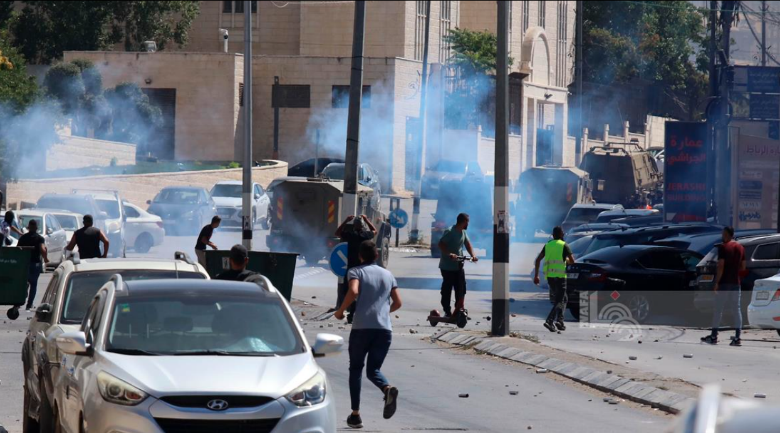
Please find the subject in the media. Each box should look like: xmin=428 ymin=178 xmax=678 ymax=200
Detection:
xmin=195 ymin=216 xmax=221 ymax=267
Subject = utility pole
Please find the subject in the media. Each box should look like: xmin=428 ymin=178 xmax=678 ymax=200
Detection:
xmin=273 ymin=76 xmax=280 ymax=160
xmin=410 ymin=0 xmax=431 ymax=243
xmin=716 ymin=1 xmax=737 ymax=226
xmin=575 ymin=0 xmax=583 ymax=164
xmin=242 ymin=0 xmax=253 ymax=249
xmin=761 ymin=0 xmax=767 ymax=66
xmin=342 ymin=0 xmax=366 ymax=219
xmin=709 ymin=1 xmax=718 ymax=97
xmin=708 ymin=0 xmax=718 ymax=217
xmin=492 ymin=0 xmax=510 ymax=337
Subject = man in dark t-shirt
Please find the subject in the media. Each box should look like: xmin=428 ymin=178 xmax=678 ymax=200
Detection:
xmin=216 ymin=244 xmax=258 ymax=281
xmin=66 ymin=214 xmax=109 ymax=259
xmin=702 ymin=226 xmax=746 ymax=346
xmin=17 ymin=219 xmax=49 ymax=311
xmin=195 ymin=216 xmax=221 ymax=268
xmin=334 ymin=215 xmax=377 ymax=321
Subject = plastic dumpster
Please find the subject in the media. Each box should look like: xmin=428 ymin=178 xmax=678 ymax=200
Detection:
xmin=203 ymin=250 xmax=299 ymax=301
xmin=0 ymin=247 xmax=32 ymax=320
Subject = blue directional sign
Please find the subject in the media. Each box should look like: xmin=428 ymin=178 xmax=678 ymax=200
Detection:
xmin=388 ymin=208 xmax=408 ymax=229
xmin=329 ymin=242 xmax=349 ymax=277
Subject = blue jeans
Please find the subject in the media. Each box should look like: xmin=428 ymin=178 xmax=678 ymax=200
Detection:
xmin=349 ymin=329 xmax=392 ymax=411
xmin=26 ymin=263 xmax=42 ymax=309
xmin=710 ymin=284 xmax=742 ymax=339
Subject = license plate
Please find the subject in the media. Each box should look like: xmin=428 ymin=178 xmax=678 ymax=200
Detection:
xmin=757 ymin=291 xmax=771 ymax=300
xmin=567 ymin=273 xmax=579 ymax=279
xmin=699 ymin=275 xmax=714 ymax=283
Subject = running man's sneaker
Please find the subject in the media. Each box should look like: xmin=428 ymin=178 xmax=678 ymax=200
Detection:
xmin=730 ymin=338 xmax=742 ymax=347
xmin=383 ymin=386 xmax=399 ymax=419
xmin=701 ymin=335 xmax=718 ymax=344
xmin=555 ymin=321 xmax=566 ymax=331
xmin=347 ymin=414 xmax=363 ymax=429
xmin=543 ymin=321 xmax=557 ymax=332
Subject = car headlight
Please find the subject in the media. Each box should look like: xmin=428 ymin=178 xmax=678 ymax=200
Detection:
xmin=107 ymin=221 xmax=120 ymax=233
xmin=97 ymin=372 xmax=148 ymax=406
xmin=285 ymin=371 xmax=327 ymax=407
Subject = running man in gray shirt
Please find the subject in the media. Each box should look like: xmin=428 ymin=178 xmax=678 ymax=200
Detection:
xmin=335 ymin=240 xmax=403 ymax=429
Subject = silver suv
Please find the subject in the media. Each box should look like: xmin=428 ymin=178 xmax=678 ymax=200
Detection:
xmin=21 ymin=254 xmax=208 ymax=433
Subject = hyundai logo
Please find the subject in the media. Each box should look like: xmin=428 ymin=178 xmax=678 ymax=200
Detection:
xmin=206 ymin=399 xmax=229 ymax=411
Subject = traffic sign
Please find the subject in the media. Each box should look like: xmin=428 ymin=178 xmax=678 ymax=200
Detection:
xmin=328 ymin=242 xmax=349 ymax=277
xmin=389 ymin=208 xmax=408 ymax=229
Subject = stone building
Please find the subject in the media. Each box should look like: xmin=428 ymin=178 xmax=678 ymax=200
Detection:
xmin=65 ymin=1 xmax=577 ymax=193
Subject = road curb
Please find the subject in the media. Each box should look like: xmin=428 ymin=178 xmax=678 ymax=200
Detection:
xmin=435 ymin=330 xmax=695 ymax=414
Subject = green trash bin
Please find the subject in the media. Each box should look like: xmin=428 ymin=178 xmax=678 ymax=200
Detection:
xmin=0 ymin=247 xmax=32 ymax=320
xmin=204 ymin=250 xmax=299 ymax=301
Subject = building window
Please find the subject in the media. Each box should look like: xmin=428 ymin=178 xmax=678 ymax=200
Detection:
xmin=239 ymin=83 xmax=244 ymax=106
xmin=557 ymin=1 xmax=569 ymax=87
xmin=223 ymin=1 xmax=232 ymax=13
xmin=440 ymin=1 xmax=452 ymax=63
xmin=522 ymin=1 xmax=529 ymax=34
xmin=232 ymin=2 xmax=257 ymax=14
xmin=414 ymin=1 xmax=427 ymax=61
xmin=332 ymin=85 xmax=372 ymax=108
xmin=538 ymin=1 xmax=545 ymax=28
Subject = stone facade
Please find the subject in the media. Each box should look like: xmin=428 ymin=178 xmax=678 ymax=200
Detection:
xmin=46 ymin=133 xmax=137 ymax=171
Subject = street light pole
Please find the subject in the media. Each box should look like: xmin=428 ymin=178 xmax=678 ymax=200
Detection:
xmin=242 ymin=0 xmax=253 ymax=249
xmin=342 ymin=0 xmax=366 ymax=218
xmin=492 ymin=0 xmax=510 ymax=337
xmin=410 ymin=0 xmax=431 ymax=243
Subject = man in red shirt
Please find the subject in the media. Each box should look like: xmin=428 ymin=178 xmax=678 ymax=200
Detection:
xmin=701 ymin=226 xmax=746 ymax=346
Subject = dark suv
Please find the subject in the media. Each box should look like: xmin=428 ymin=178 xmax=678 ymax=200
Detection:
xmin=694 ymin=233 xmax=780 ymax=314
xmin=582 ymin=224 xmax=723 ymax=257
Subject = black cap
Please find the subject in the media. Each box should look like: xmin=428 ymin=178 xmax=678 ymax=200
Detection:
xmin=230 ymin=244 xmax=248 ymax=263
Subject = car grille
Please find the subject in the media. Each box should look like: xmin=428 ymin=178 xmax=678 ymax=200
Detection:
xmin=154 ymin=418 xmax=280 ymax=433
xmin=160 ymin=395 xmax=274 ymax=409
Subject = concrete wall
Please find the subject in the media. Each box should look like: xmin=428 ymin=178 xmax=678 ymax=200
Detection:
xmin=46 ymin=134 xmax=137 ymax=171
xmin=63 ymin=51 xmax=241 ymax=162
xmin=6 ymin=161 xmax=288 ymax=211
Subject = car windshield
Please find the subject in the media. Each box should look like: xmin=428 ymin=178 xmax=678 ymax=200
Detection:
xmin=96 ymin=199 xmax=121 ymax=219
xmin=569 ymin=236 xmax=593 ymax=256
xmin=595 ymin=213 xmax=626 ymax=223
xmin=322 ymin=164 xmax=345 ymax=180
xmin=105 ymin=294 xmax=303 ymax=356
xmin=567 ymin=207 xmax=608 ymax=221
xmin=211 ymin=184 xmax=242 ymax=198
xmin=37 ymin=197 xmax=93 ymax=215
xmin=61 ymin=271 xmax=206 ymax=324
xmin=155 ymin=189 xmax=200 ymax=205
xmin=19 ymin=216 xmax=43 ymax=233
xmin=435 ymin=160 xmax=467 ymax=173
xmin=54 ymin=215 xmax=79 ymax=231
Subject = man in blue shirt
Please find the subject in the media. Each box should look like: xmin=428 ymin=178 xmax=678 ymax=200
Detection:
xmin=335 ymin=240 xmax=403 ymax=429
xmin=438 ymin=213 xmax=478 ymax=316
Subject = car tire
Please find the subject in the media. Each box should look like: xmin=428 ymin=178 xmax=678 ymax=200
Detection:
xmin=23 ymin=384 xmax=40 ymax=433
xmin=39 ymin=379 xmax=54 ymax=433
xmin=626 ymin=294 xmax=651 ymax=323
xmin=134 ymin=233 xmax=154 ymax=254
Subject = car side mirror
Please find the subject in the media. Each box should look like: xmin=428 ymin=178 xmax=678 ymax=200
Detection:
xmin=312 ymin=333 xmax=344 ymax=358
xmin=35 ymin=303 xmax=53 ymax=322
xmin=254 ymin=194 xmax=261 ymax=200
xmin=46 ymin=227 xmax=54 ymax=235
xmin=146 ymin=200 xmax=152 ymax=205
xmin=56 ymin=331 xmax=90 ymax=356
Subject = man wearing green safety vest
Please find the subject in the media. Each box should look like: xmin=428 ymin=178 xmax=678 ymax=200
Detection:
xmin=533 ymin=226 xmax=575 ymax=333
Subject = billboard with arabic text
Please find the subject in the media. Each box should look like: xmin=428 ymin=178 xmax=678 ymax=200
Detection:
xmin=664 ymin=122 xmax=708 ymax=222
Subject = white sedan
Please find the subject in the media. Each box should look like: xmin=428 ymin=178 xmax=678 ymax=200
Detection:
xmin=17 ymin=209 xmax=68 ymax=267
xmin=747 ymin=274 xmax=780 ymax=337
xmin=122 ymin=201 xmax=165 ymax=253
xmin=211 ymin=181 xmax=270 ymax=229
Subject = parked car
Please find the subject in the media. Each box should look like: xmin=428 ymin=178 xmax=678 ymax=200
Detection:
xmin=747 ymin=274 xmax=780 ymax=336
xmin=71 ymin=190 xmax=128 ymax=258
xmin=146 ymin=186 xmax=217 ymax=236
xmin=21 ymin=254 xmax=208 ymax=433
xmin=122 ymin=201 xmax=165 ymax=253
xmin=694 ymin=233 xmax=780 ymax=314
xmin=566 ymin=245 xmax=702 ymax=322
xmin=211 ymin=180 xmax=271 ymax=229
xmin=582 ymin=224 xmax=723 ymax=257
xmin=595 ymin=208 xmax=659 ymax=224
xmin=47 ymin=210 xmax=83 ymax=242
xmin=564 ymin=222 xmax=628 ymax=243
xmin=287 ymin=157 xmax=344 ymax=177
xmin=653 ymin=230 xmax=774 ymax=256
xmin=609 ymin=214 xmax=664 ymax=227
xmin=53 ymin=278 xmax=342 ymax=433
xmin=421 ymin=160 xmax=483 ymax=199
xmin=320 ymin=162 xmax=382 ymax=195
xmin=561 ymin=203 xmax=623 ymax=234
xmin=16 ymin=209 xmax=68 ymax=267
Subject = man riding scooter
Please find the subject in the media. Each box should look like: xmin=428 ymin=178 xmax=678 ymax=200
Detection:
xmin=438 ymin=213 xmax=478 ymax=317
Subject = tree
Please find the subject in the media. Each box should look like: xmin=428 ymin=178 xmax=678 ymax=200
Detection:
xmin=11 ymin=1 xmax=200 ymax=64
xmin=445 ymin=28 xmax=513 ymax=75
xmin=0 ymin=30 xmax=39 ymax=112
xmin=0 ymin=1 xmax=13 ymax=29
xmin=583 ymin=1 xmax=709 ymax=120
xmin=103 ymin=82 xmax=162 ymax=145
xmin=44 ymin=59 xmax=110 ymax=136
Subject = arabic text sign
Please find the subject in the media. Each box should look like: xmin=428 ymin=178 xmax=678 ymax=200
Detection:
xmin=664 ymin=122 xmax=708 ymax=223
xmin=734 ymin=135 xmax=780 ymax=230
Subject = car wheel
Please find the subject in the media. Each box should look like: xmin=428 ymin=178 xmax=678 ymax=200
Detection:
xmin=134 ymin=233 xmax=154 ymax=254
xmin=23 ymin=384 xmax=40 ymax=433
xmin=38 ymin=377 xmax=54 ymax=433
xmin=627 ymin=294 xmax=651 ymax=323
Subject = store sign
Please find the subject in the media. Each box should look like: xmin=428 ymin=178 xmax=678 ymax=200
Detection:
xmin=733 ymin=135 xmax=780 ymax=230
xmin=664 ymin=122 xmax=708 ymax=223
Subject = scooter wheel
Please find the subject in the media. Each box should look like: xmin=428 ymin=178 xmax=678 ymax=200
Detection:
xmin=7 ymin=307 xmax=20 ymax=321
xmin=429 ymin=320 xmax=437 ymax=327
xmin=456 ymin=312 xmax=468 ymax=328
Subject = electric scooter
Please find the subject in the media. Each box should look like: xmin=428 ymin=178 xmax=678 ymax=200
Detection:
xmin=427 ymin=255 xmax=476 ymax=329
